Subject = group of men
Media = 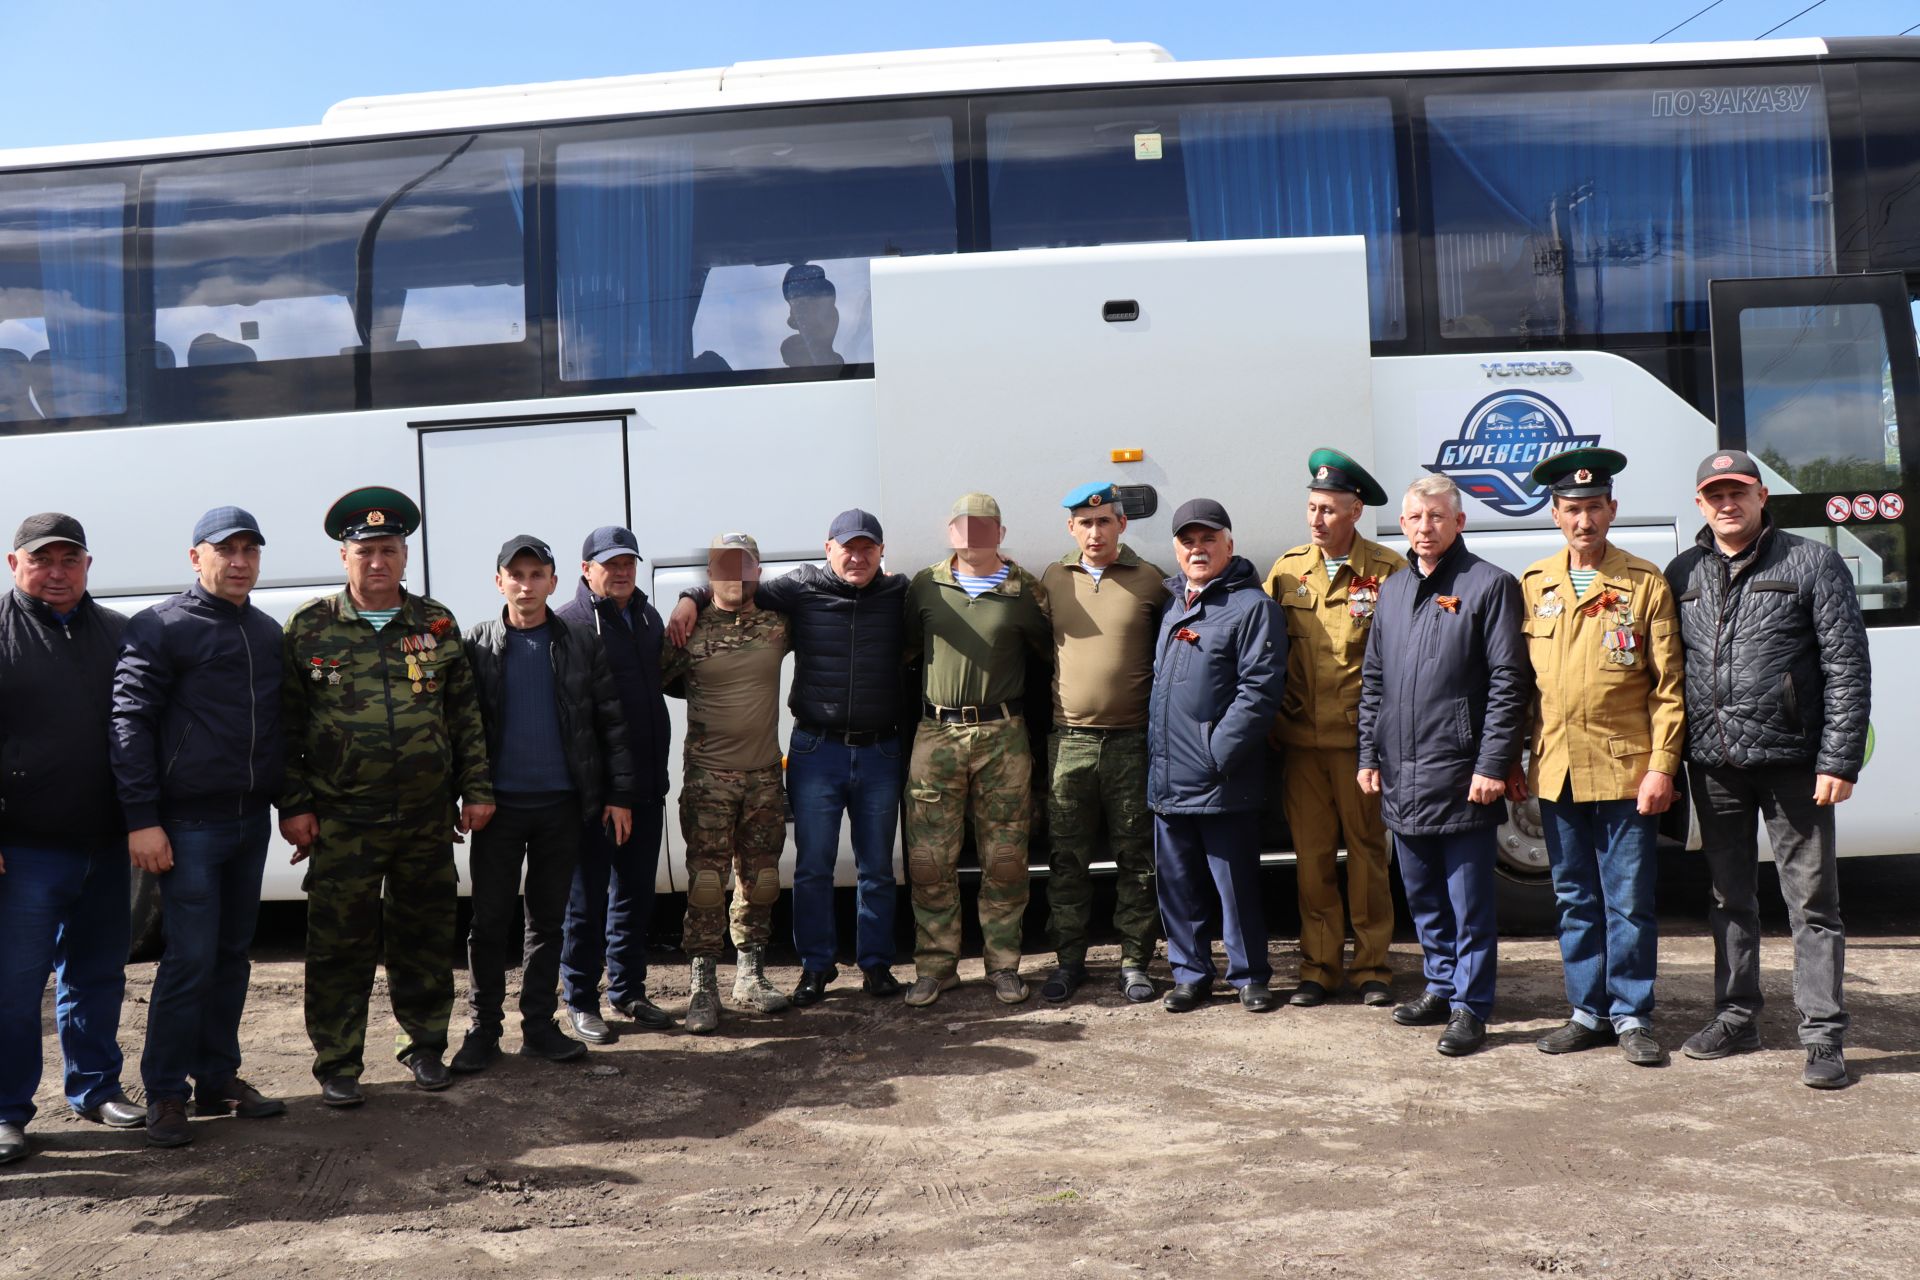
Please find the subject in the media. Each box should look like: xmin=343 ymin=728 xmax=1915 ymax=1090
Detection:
xmin=0 ymin=438 xmax=1871 ymax=1166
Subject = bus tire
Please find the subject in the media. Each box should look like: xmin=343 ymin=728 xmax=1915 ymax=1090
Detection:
xmin=129 ymin=866 xmax=165 ymax=962
xmin=1493 ymin=863 xmax=1560 ymax=937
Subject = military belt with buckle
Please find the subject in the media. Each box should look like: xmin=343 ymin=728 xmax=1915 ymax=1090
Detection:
xmin=923 ymin=701 xmax=1014 ymax=726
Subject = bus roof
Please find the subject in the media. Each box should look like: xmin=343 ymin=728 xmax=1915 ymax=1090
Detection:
xmin=3 ymin=34 xmax=1911 ymax=171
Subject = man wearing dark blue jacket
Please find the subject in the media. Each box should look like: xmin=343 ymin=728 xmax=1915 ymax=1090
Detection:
xmin=111 ymin=507 xmax=287 ymax=1147
xmin=556 ymin=526 xmax=674 ymax=1038
xmin=1359 ymin=475 xmax=1528 ymax=1056
xmin=1148 ymin=499 xmax=1285 ymax=1014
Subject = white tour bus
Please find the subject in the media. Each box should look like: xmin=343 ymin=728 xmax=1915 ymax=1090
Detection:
xmin=0 ymin=36 xmax=1915 ymax=948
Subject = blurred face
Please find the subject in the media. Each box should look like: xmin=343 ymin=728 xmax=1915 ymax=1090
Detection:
xmin=192 ymin=534 xmax=261 ymax=605
xmin=1174 ymin=524 xmax=1233 ymax=587
xmin=1551 ymin=495 xmax=1617 ymax=560
xmin=1695 ymin=479 xmax=1768 ymax=549
xmin=708 ymin=547 xmax=759 ymax=609
xmin=584 ymin=553 xmax=638 ymax=605
xmin=827 ymin=536 xmax=881 ymax=587
xmin=1306 ymin=490 xmax=1363 ymax=553
xmin=341 ymin=536 xmax=407 ymax=603
xmin=949 ymin=516 xmax=1003 ymax=553
xmin=9 ymin=541 xmax=89 ymax=609
xmin=497 ymin=552 xmax=557 ymax=620
xmin=1400 ymin=492 xmax=1465 ymax=565
xmin=1068 ymin=508 xmax=1126 ymax=568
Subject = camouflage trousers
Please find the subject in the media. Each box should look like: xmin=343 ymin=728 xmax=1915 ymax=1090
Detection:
xmin=679 ymin=763 xmax=786 ymax=960
xmin=905 ymin=717 xmax=1032 ymax=978
xmin=1047 ymin=727 xmax=1157 ymax=969
xmin=303 ymin=812 xmax=456 ymax=1081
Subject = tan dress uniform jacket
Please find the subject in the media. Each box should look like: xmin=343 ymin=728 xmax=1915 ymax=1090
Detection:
xmin=1519 ymin=544 xmax=1686 ymax=804
xmin=1267 ymin=537 xmax=1409 ymax=749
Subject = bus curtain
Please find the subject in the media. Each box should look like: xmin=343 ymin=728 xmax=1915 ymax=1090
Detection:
xmin=556 ymin=140 xmax=696 ymax=381
xmin=35 ymin=186 xmax=125 ymax=419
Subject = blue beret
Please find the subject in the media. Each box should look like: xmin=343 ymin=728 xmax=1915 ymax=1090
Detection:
xmin=1062 ymin=481 xmax=1121 ymax=511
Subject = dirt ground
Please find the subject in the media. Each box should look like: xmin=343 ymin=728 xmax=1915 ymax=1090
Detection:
xmin=7 ymin=891 xmax=1920 ymax=1279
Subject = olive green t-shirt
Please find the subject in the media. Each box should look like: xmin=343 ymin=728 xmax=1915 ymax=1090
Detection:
xmin=662 ymin=604 xmax=790 ymax=771
xmin=904 ymin=557 xmax=1050 ymax=710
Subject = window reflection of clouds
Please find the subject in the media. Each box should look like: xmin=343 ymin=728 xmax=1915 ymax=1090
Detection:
xmin=0 ymin=180 xmax=127 ymax=420
xmin=1739 ymin=304 xmax=1895 ymax=491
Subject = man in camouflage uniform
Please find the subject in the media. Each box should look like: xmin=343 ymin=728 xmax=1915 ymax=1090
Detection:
xmin=1039 ymin=482 xmax=1168 ymax=1005
xmin=661 ymin=532 xmax=792 ymax=1034
xmin=902 ymin=493 xmax=1051 ymax=1008
xmin=1263 ymin=449 xmax=1406 ymax=1009
xmin=279 ymin=486 xmax=494 ymax=1106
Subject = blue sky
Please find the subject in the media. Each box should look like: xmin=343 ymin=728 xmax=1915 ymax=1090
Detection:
xmin=7 ymin=0 xmax=1918 ymax=150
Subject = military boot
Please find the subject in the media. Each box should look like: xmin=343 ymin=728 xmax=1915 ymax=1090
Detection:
xmin=731 ymin=945 xmax=791 ymax=1014
xmin=685 ymin=958 xmax=722 ymax=1036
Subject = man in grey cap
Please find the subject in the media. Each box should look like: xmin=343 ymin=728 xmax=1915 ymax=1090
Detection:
xmin=111 ymin=507 xmax=288 ymax=1148
xmin=1 ymin=513 xmax=138 ymax=1165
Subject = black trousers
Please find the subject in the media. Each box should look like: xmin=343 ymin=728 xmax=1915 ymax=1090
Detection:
xmin=465 ymin=798 xmax=582 ymax=1033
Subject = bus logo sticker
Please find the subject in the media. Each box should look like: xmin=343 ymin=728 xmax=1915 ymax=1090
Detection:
xmin=1426 ymin=390 xmax=1598 ymax=518
xmin=1827 ymin=496 xmax=1852 ymax=523
xmin=1880 ymin=493 xmax=1904 ymax=520
xmin=1853 ymin=494 xmax=1877 ymax=521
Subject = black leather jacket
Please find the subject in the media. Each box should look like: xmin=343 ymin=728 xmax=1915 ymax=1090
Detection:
xmin=1665 ymin=517 xmax=1871 ymax=780
xmin=0 ymin=588 xmax=128 ymax=843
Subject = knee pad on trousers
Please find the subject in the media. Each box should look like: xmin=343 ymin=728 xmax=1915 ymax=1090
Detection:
xmin=746 ymin=866 xmax=781 ymax=906
xmin=982 ymin=846 xmax=1027 ymax=885
xmin=688 ymin=868 xmax=726 ymax=910
xmin=907 ymin=848 xmax=939 ymax=886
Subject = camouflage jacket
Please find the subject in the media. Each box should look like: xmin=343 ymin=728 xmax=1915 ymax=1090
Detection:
xmin=279 ymin=590 xmax=493 ymax=823
xmin=661 ymin=603 xmax=789 ymax=772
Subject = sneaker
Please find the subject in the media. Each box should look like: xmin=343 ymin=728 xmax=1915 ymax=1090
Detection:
xmin=145 ymin=1097 xmax=193 ymax=1148
xmin=450 ymin=1030 xmax=502 ymax=1074
xmin=1681 ymin=1017 xmax=1762 ymax=1061
xmin=520 ymin=1020 xmax=589 ymax=1062
xmin=1803 ymin=1044 xmax=1851 ymax=1090
xmin=904 ymin=974 xmax=960 ymax=1008
xmin=194 ymin=1076 xmax=287 ymax=1118
xmin=1620 ymin=1028 xmax=1668 ymax=1066
xmin=989 ymin=969 xmax=1030 ymax=1005
xmin=1536 ymin=1019 xmax=1617 ymax=1055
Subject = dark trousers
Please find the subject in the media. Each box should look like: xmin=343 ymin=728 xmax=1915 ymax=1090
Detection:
xmin=561 ymin=800 xmax=664 ymax=1012
xmin=466 ymin=799 xmax=582 ymax=1034
xmin=1689 ymin=761 xmax=1848 ymax=1045
xmin=0 ymin=839 xmax=128 ymax=1126
xmin=1153 ymin=810 xmax=1269 ymax=989
xmin=1395 ymin=827 xmax=1499 ymax=1020
xmin=788 ymin=728 xmax=903 ymax=974
xmin=141 ymin=811 xmax=271 ymax=1101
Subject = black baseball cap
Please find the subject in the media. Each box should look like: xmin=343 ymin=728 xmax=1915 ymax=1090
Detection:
xmin=827 ymin=508 xmax=884 ymax=545
xmin=13 ymin=512 xmax=87 ymax=553
xmin=497 ymin=534 xmax=555 ymax=570
xmin=1695 ymin=449 xmax=1763 ymax=491
xmin=1171 ymin=498 xmax=1232 ymax=533
xmin=582 ymin=525 xmax=642 ymax=564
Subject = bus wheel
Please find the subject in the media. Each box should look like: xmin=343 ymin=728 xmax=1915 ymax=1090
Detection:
xmin=1494 ymin=791 xmax=1559 ymax=936
xmin=129 ymin=867 xmax=164 ymax=961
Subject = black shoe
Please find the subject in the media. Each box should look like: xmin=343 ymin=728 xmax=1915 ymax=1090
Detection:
xmin=450 ymin=1030 xmax=502 ymax=1074
xmin=1536 ymin=1019 xmax=1617 ymax=1055
xmin=1359 ymin=981 xmax=1394 ymax=1008
xmin=1162 ymin=981 xmax=1213 ymax=1013
xmin=567 ymin=1009 xmax=617 ymax=1045
xmin=1119 ymin=968 xmax=1155 ymax=1003
xmin=1681 ymin=1017 xmax=1762 ymax=1060
xmin=0 ymin=1121 xmax=26 ymax=1165
xmin=410 ymin=1053 xmax=452 ymax=1091
xmin=1240 ymin=983 xmax=1278 ymax=1013
xmin=194 ymin=1076 xmax=287 ymax=1119
xmin=1288 ymin=980 xmax=1329 ymax=1008
xmin=320 ymin=1076 xmax=364 ymax=1108
xmin=1436 ymin=1009 xmax=1488 ymax=1057
xmin=1040 ymin=965 xmax=1086 ymax=1005
xmin=611 ymin=993 xmax=675 ymax=1030
xmin=860 ymin=965 xmax=903 ymax=998
xmin=1393 ymin=992 xmax=1450 ymax=1026
xmin=1804 ymin=1044 xmax=1851 ymax=1090
xmin=76 ymin=1091 xmax=146 ymax=1128
xmin=520 ymin=1021 xmax=588 ymax=1063
xmin=144 ymin=1097 xmax=192 ymax=1148
xmin=1620 ymin=1028 xmax=1668 ymax=1067
xmin=791 ymin=969 xmax=835 ymax=1008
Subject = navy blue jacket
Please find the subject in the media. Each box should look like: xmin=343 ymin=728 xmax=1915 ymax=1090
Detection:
xmin=1358 ymin=536 xmax=1527 ymax=835
xmin=1147 ymin=556 xmax=1285 ymax=814
xmin=0 ymin=588 xmax=128 ymax=843
xmin=110 ymin=583 xmax=285 ymax=831
xmin=556 ymin=578 xmax=670 ymax=803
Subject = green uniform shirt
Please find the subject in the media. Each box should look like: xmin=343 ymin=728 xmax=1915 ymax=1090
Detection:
xmin=905 ymin=556 xmax=1050 ymax=710
xmin=1039 ymin=543 xmax=1170 ymax=729
xmin=280 ymin=590 xmax=493 ymax=824
xmin=661 ymin=603 xmax=790 ymax=771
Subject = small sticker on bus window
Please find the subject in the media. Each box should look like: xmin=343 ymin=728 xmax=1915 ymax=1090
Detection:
xmin=1134 ymin=133 xmax=1163 ymax=161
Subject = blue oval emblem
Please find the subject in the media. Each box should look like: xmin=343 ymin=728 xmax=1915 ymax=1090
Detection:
xmin=1425 ymin=390 xmax=1600 ymax=518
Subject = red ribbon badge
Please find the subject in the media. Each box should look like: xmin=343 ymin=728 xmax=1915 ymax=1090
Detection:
xmin=1581 ymin=590 xmax=1621 ymax=619
xmin=429 ymin=616 xmax=455 ymax=637
xmin=1436 ymin=596 xmax=1460 ymax=613
xmin=1351 ymin=575 xmax=1380 ymax=592
xmin=1174 ymin=627 xmax=1201 ymax=645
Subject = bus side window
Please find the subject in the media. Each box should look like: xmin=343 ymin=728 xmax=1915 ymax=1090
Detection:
xmin=0 ymin=178 xmax=128 ymax=426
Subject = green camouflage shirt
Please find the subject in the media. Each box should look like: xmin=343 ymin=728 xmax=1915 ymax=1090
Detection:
xmin=661 ymin=603 xmax=789 ymax=771
xmin=279 ymin=590 xmax=493 ymax=823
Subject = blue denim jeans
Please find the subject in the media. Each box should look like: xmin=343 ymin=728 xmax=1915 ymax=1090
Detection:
xmin=0 ymin=839 xmax=129 ymax=1126
xmin=562 ymin=801 xmax=664 ymax=1013
xmin=786 ymin=727 xmax=904 ymax=973
xmin=1394 ymin=827 xmax=1499 ymax=1020
xmin=1540 ymin=797 xmax=1659 ymax=1031
xmin=140 ymin=811 xmax=272 ymax=1101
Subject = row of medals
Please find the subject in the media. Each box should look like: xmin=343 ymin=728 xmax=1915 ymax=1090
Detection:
xmin=1535 ymin=588 xmax=1639 ymax=667
xmin=306 ymin=631 xmax=441 ymax=693
xmin=1293 ymin=579 xmax=1380 ymax=619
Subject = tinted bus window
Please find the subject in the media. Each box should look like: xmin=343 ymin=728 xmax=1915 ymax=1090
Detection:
xmin=552 ymin=112 xmax=958 ymax=383
xmin=983 ymin=92 xmax=1406 ymax=340
xmin=1426 ymin=75 xmax=1834 ymax=341
xmin=0 ymin=178 xmax=127 ymax=424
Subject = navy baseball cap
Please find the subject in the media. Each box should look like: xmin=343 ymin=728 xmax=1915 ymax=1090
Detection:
xmin=497 ymin=534 xmax=555 ymax=570
xmin=1171 ymin=498 xmax=1232 ymax=533
xmin=582 ymin=525 xmax=642 ymax=564
xmin=192 ymin=506 xmax=265 ymax=547
xmin=827 ymin=508 xmax=884 ymax=545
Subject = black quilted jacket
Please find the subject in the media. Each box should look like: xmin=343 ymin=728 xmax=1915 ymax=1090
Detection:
xmin=1664 ymin=517 xmax=1870 ymax=780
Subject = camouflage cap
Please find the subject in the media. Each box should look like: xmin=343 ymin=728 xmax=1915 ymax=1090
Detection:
xmin=709 ymin=531 xmax=760 ymax=559
xmin=950 ymin=492 xmax=1002 ymax=522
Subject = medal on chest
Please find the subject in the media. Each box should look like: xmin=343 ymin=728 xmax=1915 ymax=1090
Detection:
xmin=402 ymin=631 xmax=440 ymax=693
xmin=1347 ymin=575 xmax=1380 ymax=619
xmin=309 ymin=656 xmax=346 ymax=685
xmin=1602 ymin=628 xmax=1639 ymax=666
xmin=1535 ymin=588 xmax=1563 ymax=618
